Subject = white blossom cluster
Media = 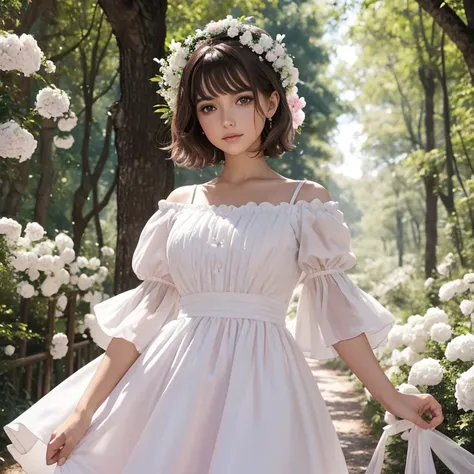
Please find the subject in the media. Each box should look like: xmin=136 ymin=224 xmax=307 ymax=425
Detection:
xmin=0 ymin=218 xmax=110 ymax=306
xmin=154 ymin=15 xmax=305 ymax=129
xmin=53 ymin=135 xmax=74 ymax=150
xmin=57 ymin=111 xmax=78 ymax=132
xmin=408 ymin=357 xmax=444 ymax=386
xmin=49 ymin=332 xmax=68 ymax=359
xmin=371 ymin=264 xmax=416 ymax=300
xmin=455 ymin=365 xmax=474 ymax=411
xmin=0 ymin=33 xmax=43 ymax=76
xmin=35 ymin=85 xmax=70 ymax=119
xmin=437 ymin=252 xmax=455 ymax=277
xmin=0 ymin=120 xmax=38 ymax=162
xmin=3 ymin=344 xmax=16 ymax=356
xmin=445 ymin=334 xmax=474 ymax=362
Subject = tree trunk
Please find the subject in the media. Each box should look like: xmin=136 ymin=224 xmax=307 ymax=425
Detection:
xmin=395 ymin=208 xmax=404 ymax=267
xmin=419 ymin=65 xmax=438 ymax=278
xmin=35 ymin=118 xmax=56 ymax=227
xmin=416 ymin=0 xmax=474 ymax=83
xmin=97 ymin=0 xmax=175 ymax=294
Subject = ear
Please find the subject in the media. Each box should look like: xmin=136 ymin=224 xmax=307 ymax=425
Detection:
xmin=267 ymin=91 xmax=280 ymax=118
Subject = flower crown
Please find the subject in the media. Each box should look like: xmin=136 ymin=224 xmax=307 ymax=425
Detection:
xmin=153 ymin=16 xmax=306 ymax=131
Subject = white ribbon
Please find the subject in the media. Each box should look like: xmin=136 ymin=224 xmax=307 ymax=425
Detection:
xmin=366 ymin=419 xmax=474 ymax=474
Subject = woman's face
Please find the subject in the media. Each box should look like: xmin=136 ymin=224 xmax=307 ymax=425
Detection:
xmin=196 ymin=87 xmax=279 ymax=157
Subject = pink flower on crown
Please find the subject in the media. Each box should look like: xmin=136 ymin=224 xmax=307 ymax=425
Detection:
xmin=287 ymin=93 xmax=306 ymax=129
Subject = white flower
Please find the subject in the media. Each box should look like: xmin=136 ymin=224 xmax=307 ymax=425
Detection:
xmin=27 ymin=267 xmax=40 ymax=281
xmin=24 ymin=222 xmax=45 ymax=242
xmin=52 ymin=332 xmax=68 ymax=347
xmin=385 ymin=365 xmax=401 ymax=381
xmin=258 ymin=34 xmax=273 ymax=51
xmin=83 ymin=291 xmax=93 ymax=303
xmin=87 ymin=257 xmax=101 ymax=271
xmin=54 ymin=135 xmax=74 ymax=149
xmin=0 ymin=217 xmax=22 ymax=242
xmin=32 ymin=240 xmax=55 ymax=256
xmin=390 ymin=348 xmax=403 ymax=366
xmin=44 ymin=59 xmax=56 ymax=74
xmin=17 ymin=281 xmax=35 ymax=298
xmin=423 ymin=307 xmax=449 ymax=331
xmin=69 ymin=262 xmax=79 ymax=275
xmin=76 ymin=256 xmax=88 ymax=269
xmin=445 ymin=334 xmax=474 ymax=362
xmin=463 ymin=272 xmax=474 ymax=291
xmin=408 ymin=358 xmax=443 ymax=386
xmin=437 ymin=262 xmax=451 ymax=277
xmin=57 ymin=112 xmax=77 ymax=132
xmin=455 ymin=366 xmax=474 ymax=412
xmin=424 ymin=277 xmax=435 ymax=289
xmin=274 ymin=43 xmax=286 ymax=58
xmin=60 ymin=247 xmax=75 ymax=265
xmin=408 ymin=314 xmax=425 ymax=327
xmin=70 ymin=275 xmax=79 ymax=285
xmin=101 ymin=246 xmax=115 ymax=258
xmin=387 ymin=324 xmax=407 ymax=350
xmin=41 ymin=276 xmax=61 ymax=297
xmin=4 ymin=345 xmax=15 ymax=356
xmin=227 ymin=26 xmax=240 ymax=38
xmin=460 ymin=300 xmax=474 ymax=316
xmin=78 ymin=273 xmax=93 ymax=291
xmin=89 ymin=291 xmax=103 ymax=312
xmin=406 ymin=324 xmax=429 ymax=353
xmin=252 ymin=44 xmax=264 ymax=55
xmin=10 ymin=250 xmax=30 ymax=272
xmin=439 ymin=279 xmax=468 ymax=301
xmin=55 ymin=268 xmax=70 ymax=285
xmin=0 ymin=33 xmax=43 ymax=76
xmin=55 ymin=232 xmax=74 ymax=252
xmin=400 ymin=347 xmax=423 ymax=366
xmin=17 ymin=236 xmax=31 ymax=249
xmin=397 ymin=383 xmax=421 ymax=395
xmin=50 ymin=342 xmax=68 ymax=359
xmin=0 ymin=120 xmax=37 ymax=162
xmin=239 ymin=30 xmax=253 ymax=46
xmin=57 ymin=294 xmax=68 ymax=311
xmin=430 ymin=323 xmax=452 ymax=343
xmin=35 ymin=86 xmax=70 ymax=119
xmin=37 ymin=255 xmax=55 ymax=272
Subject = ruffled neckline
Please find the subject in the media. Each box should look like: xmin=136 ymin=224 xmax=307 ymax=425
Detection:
xmin=158 ymin=197 xmax=339 ymax=215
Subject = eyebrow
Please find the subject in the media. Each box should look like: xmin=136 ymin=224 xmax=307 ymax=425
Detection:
xmin=196 ymin=89 xmax=253 ymax=105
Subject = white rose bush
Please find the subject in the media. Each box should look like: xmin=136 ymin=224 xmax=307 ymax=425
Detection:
xmin=0 ymin=216 xmax=114 ymax=360
xmin=0 ymin=32 xmax=77 ymax=162
xmin=367 ymin=257 xmax=474 ymax=471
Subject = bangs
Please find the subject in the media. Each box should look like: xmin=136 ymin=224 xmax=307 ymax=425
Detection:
xmin=190 ymin=49 xmax=255 ymax=105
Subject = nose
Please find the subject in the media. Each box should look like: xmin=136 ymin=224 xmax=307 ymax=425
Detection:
xmin=221 ymin=111 xmax=235 ymax=128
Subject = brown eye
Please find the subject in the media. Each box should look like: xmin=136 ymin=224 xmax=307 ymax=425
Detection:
xmin=238 ymin=96 xmax=254 ymax=105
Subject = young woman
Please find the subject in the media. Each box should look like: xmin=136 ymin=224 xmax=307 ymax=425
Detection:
xmin=5 ymin=16 xmax=443 ymax=474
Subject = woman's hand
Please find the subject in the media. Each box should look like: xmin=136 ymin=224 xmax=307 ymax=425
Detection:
xmin=46 ymin=411 xmax=92 ymax=466
xmin=385 ymin=391 xmax=444 ymax=430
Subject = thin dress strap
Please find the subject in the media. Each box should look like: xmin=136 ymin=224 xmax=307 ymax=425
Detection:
xmin=190 ymin=184 xmax=198 ymax=204
xmin=289 ymin=179 xmax=307 ymax=205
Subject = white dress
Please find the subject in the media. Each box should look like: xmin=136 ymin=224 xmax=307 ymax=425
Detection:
xmin=4 ymin=179 xmax=395 ymax=474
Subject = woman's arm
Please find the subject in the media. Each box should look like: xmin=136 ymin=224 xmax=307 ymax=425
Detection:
xmin=74 ymin=337 xmax=140 ymax=419
xmin=333 ymin=333 xmax=444 ymax=430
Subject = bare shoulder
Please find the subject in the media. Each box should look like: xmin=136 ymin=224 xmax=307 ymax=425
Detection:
xmin=166 ymin=185 xmax=195 ymax=204
xmin=296 ymin=180 xmax=332 ymax=203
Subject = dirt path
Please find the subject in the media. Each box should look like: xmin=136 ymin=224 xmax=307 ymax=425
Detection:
xmin=308 ymin=358 xmax=378 ymax=473
xmin=1 ymin=360 xmax=378 ymax=474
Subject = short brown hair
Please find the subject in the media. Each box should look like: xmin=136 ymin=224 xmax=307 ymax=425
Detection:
xmin=163 ymin=27 xmax=296 ymax=169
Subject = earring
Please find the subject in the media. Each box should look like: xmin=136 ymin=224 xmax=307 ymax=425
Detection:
xmin=268 ymin=117 xmax=273 ymax=130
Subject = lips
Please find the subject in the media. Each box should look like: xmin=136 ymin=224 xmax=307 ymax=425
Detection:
xmin=222 ymin=134 xmax=243 ymax=141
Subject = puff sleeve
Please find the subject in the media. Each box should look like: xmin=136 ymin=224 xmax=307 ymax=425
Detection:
xmin=293 ymin=200 xmax=395 ymax=360
xmin=92 ymin=203 xmax=180 ymax=354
